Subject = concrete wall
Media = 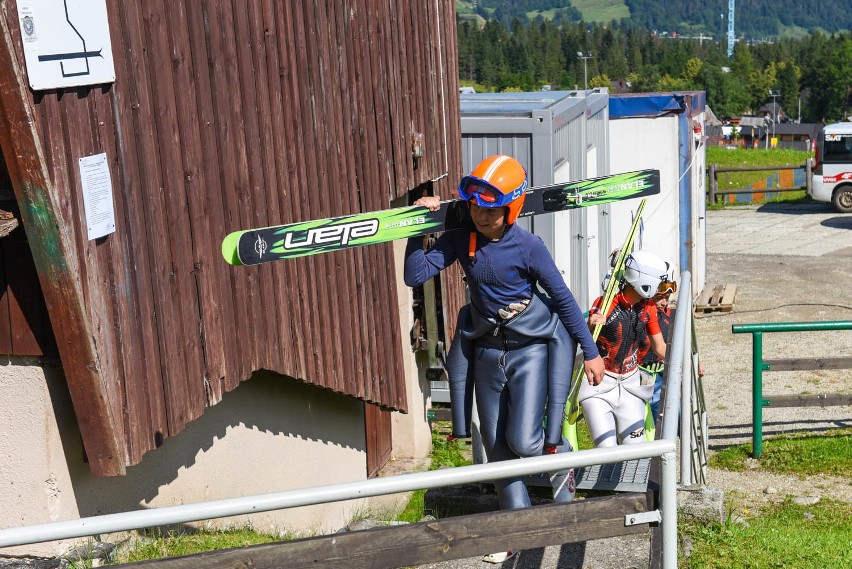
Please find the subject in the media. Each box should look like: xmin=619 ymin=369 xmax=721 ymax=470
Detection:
xmin=0 ymin=358 xmax=425 ymax=557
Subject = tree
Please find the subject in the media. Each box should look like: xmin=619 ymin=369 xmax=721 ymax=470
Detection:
xmin=776 ymin=61 xmax=801 ymax=120
xmin=697 ymin=64 xmax=751 ymax=118
xmin=589 ymin=74 xmax=612 ymax=89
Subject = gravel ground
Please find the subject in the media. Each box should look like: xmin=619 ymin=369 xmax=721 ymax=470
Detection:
xmin=696 ymin=201 xmax=852 ymax=509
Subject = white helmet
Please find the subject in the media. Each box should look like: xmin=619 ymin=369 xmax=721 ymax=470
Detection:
xmin=623 ymin=250 xmax=670 ymax=299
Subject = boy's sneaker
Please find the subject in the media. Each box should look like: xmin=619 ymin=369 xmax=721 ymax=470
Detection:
xmin=482 ymin=551 xmax=516 ymax=563
xmin=545 ymin=439 xmax=576 ymax=503
xmin=550 ymin=467 xmax=576 ymax=503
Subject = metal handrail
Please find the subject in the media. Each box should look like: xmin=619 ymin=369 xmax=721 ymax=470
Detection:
xmin=732 ymin=320 xmax=852 ymax=458
xmin=0 ymin=442 xmax=676 ymax=549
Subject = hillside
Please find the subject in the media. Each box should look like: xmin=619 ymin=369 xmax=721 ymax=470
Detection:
xmin=460 ymin=1 xmax=852 ymax=38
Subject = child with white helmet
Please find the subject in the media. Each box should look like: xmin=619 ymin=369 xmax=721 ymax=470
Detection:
xmin=581 ymin=250 xmax=670 ymax=447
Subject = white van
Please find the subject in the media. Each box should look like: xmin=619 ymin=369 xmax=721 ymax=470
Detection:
xmin=811 ymin=121 xmax=852 ymax=213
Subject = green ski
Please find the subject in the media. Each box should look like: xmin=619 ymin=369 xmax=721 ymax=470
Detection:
xmin=222 ymin=169 xmax=660 ymax=266
xmin=563 ymin=198 xmax=648 ymax=450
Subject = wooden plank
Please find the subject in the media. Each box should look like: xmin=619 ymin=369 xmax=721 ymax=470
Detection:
xmin=765 ymin=393 xmax=852 ymax=408
xmin=258 ymin=0 xmax=299 ymax=379
xmin=0 ymin=12 xmax=124 ymax=476
xmin=205 ymin=0 xmax=259 ymax=385
xmin=719 ymin=283 xmax=738 ymax=307
xmin=231 ymin=0 xmax=281 ymax=380
xmin=289 ymin=0 xmax=329 ymax=385
xmin=182 ymin=0 xmax=239 ymax=399
xmin=141 ymin=1 xmax=207 ymax=430
xmin=218 ymin=0 xmax=265 ymax=377
xmin=247 ymin=0 xmax=288 ymax=378
xmin=354 ymin=4 xmax=387 ymax=405
xmin=89 ymin=85 xmax=136 ymax=463
xmin=305 ymin=0 xmax=346 ymax=394
xmin=277 ymin=0 xmax=316 ymax=383
xmin=695 ymin=284 xmax=715 ymax=309
xmin=339 ymin=1 xmax=370 ymax=395
xmin=122 ymin=1 xmax=189 ymax=440
xmin=110 ymin=1 xmax=169 ymax=460
xmin=708 ymin=285 xmax=724 ymax=306
xmin=271 ymin=0 xmax=309 ymax=381
xmin=324 ymin=3 xmax=367 ymax=398
xmin=116 ymin=494 xmax=651 ymax=569
xmin=164 ymin=0 xmax=228 ymax=404
xmin=765 ymin=357 xmax=852 ymax=371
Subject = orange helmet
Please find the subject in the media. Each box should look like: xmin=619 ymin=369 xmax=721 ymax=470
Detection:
xmin=457 ymin=155 xmax=528 ymax=224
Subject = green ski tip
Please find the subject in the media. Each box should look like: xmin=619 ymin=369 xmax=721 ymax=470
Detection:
xmin=222 ymin=231 xmax=244 ymax=266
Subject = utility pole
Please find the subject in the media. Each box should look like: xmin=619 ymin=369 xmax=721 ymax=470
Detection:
xmin=769 ymin=90 xmax=780 ymax=145
xmin=577 ymin=52 xmax=593 ymax=90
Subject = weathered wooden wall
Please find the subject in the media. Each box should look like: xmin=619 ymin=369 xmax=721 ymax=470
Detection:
xmin=0 ymin=0 xmax=463 ymax=476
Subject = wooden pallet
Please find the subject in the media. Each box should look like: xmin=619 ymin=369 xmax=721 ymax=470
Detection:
xmin=695 ymin=283 xmax=738 ymax=314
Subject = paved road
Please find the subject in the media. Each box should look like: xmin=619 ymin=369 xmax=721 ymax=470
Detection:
xmin=706 ymin=201 xmax=851 ymax=257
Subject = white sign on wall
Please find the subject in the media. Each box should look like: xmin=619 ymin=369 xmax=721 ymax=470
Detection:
xmin=17 ymin=0 xmax=115 ymax=90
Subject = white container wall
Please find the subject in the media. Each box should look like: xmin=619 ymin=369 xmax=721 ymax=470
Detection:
xmin=460 ymin=89 xmax=611 ymax=311
xmin=608 ymin=93 xmax=707 ymax=296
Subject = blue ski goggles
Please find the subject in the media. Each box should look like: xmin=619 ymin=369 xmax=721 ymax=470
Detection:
xmin=457 ymin=176 xmax=527 ymax=208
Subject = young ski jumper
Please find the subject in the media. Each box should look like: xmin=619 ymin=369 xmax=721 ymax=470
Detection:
xmin=581 ymin=250 xmax=669 ymax=447
xmin=404 ymin=156 xmax=604 ymax=516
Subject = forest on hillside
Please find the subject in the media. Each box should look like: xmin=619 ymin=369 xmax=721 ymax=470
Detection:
xmin=456 ymin=18 xmax=852 ymax=122
xmin=472 ymin=0 xmax=852 ymax=38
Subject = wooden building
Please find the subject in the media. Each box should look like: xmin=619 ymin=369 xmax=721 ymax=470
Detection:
xmin=0 ymin=0 xmax=463 ymax=485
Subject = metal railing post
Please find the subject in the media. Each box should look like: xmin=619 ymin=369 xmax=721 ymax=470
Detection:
xmin=680 ymin=315 xmax=693 ymax=485
xmin=806 ymin=159 xmax=812 ymax=195
xmin=708 ymin=163 xmax=717 ymax=203
xmin=660 ymin=449 xmax=678 ymax=569
xmin=752 ymin=331 xmax=764 ymax=458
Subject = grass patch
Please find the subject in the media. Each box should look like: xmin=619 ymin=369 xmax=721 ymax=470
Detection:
xmin=706 ymin=146 xmax=812 ymax=206
xmin=115 ymin=528 xmax=282 ymax=564
xmin=682 ymin=498 xmax=852 ymax=569
xmin=430 ymin=428 xmax=473 ymax=469
xmin=710 ymin=429 xmax=852 ymax=476
xmin=570 ymin=0 xmax=630 ymax=22
xmin=396 ymin=489 xmax=428 ymax=523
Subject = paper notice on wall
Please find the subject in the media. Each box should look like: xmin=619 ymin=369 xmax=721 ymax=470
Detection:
xmin=79 ymin=153 xmax=116 ymax=240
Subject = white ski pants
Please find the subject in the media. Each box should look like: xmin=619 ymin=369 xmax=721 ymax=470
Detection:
xmin=579 ymin=368 xmax=652 ymax=447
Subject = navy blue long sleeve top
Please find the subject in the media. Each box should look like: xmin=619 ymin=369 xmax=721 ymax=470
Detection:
xmin=404 ymin=224 xmax=599 ymax=361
